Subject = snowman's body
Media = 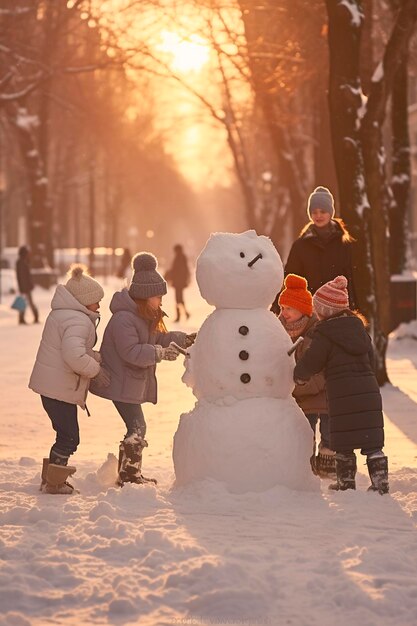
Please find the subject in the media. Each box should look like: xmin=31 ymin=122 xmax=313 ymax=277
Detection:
xmin=183 ymin=308 xmax=294 ymax=404
xmin=173 ymin=231 xmax=318 ymax=493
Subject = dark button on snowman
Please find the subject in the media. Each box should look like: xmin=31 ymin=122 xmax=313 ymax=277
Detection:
xmin=174 ymin=230 xmax=318 ymax=494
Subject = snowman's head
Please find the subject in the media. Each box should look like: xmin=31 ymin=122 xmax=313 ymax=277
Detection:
xmin=196 ymin=230 xmax=284 ymax=309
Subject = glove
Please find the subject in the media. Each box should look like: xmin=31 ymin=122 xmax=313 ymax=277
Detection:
xmin=185 ymin=332 xmax=197 ymax=348
xmin=89 ymin=350 xmax=102 ymax=364
xmin=155 ymin=344 xmax=180 ymax=362
xmin=92 ymin=367 xmax=111 ymax=387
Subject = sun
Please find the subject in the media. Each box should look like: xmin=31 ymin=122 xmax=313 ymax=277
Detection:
xmin=158 ymin=31 xmax=210 ymax=73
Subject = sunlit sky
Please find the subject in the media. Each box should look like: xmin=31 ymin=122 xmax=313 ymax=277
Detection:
xmin=88 ymin=0 xmax=236 ymax=188
xmin=157 ymin=31 xmax=210 ymax=73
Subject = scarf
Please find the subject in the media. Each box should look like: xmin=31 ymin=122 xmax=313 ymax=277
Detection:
xmin=279 ymin=313 xmax=310 ymax=339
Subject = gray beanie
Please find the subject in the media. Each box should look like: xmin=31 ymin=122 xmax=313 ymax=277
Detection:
xmin=307 ymin=186 xmax=335 ymax=218
xmin=128 ymin=252 xmax=167 ymax=300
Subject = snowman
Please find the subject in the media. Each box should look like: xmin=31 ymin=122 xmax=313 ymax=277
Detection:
xmin=173 ymin=230 xmax=318 ymax=493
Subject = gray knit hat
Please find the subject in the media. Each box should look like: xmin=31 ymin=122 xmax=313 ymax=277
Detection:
xmin=65 ymin=264 xmax=104 ymax=306
xmin=307 ymin=186 xmax=335 ymax=218
xmin=128 ymin=252 xmax=167 ymax=300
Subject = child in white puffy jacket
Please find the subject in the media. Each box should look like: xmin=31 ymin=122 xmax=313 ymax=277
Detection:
xmin=29 ymin=265 xmax=109 ymax=494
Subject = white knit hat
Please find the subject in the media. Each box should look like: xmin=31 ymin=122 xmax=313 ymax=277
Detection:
xmin=65 ymin=264 xmax=104 ymax=306
xmin=313 ymin=275 xmax=349 ymax=319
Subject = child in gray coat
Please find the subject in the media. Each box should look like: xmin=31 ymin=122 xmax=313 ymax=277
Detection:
xmin=90 ymin=252 xmax=195 ymax=486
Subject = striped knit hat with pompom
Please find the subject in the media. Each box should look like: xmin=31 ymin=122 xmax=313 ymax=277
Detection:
xmin=65 ymin=264 xmax=104 ymax=306
xmin=128 ymin=252 xmax=167 ymax=300
xmin=313 ymin=275 xmax=349 ymax=319
xmin=278 ymin=274 xmax=313 ymax=316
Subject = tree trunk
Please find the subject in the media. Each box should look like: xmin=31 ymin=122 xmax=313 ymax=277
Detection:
xmin=238 ymin=0 xmax=309 ymax=238
xmin=389 ymin=51 xmax=411 ymax=274
xmin=8 ymin=103 xmax=49 ymax=268
xmin=325 ymin=1 xmax=377 ymax=316
xmin=360 ymin=0 xmax=417 ymax=382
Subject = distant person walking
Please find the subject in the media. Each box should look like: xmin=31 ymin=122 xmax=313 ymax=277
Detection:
xmin=15 ymin=245 xmax=39 ymax=324
xmin=117 ymin=248 xmax=132 ymax=283
xmin=271 ymin=186 xmax=356 ymax=313
xmin=165 ymin=244 xmax=191 ymax=322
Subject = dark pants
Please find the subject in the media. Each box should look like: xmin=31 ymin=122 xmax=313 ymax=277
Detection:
xmin=338 ymin=448 xmax=383 ymax=458
xmin=113 ymin=401 xmax=146 ymax=438
xmin=19 ymin=291 xmax=39 ymax=324
xmin=41 ymin=396 xmax=79 ymax=463
xmin=305 ymin=413 xmax=330 ymax=449
xmin=174 ymin=287 xmax=185 ymax=305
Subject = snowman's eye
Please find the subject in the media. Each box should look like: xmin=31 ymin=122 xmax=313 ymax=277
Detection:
xmin=240 ymin=252 xmax=245 ymax=258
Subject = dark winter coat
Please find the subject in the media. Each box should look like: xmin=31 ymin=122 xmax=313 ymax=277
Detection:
xmin=166 ymin=252 xmax=190 ymax=289
xmin=293 ymin=312 xmax=384 ymax=453
xmin=16 ymin=257 xmax=34 ymax=294
xmin=292 ymin=315 xmax=327 ymax=414
xmin=89 ymin=288 xmax=187 ymax=404
xmin=272 ymin=220 xmax=356 ymax=312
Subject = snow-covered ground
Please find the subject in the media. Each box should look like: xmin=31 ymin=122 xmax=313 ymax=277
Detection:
xmin=1 ymin=278 xmax=417 ymax=626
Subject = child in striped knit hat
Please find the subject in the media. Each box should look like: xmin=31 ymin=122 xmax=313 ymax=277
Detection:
xmin=293 ymin=275 xmax=389 ymax=494
xmin=278 ymin=274 xmax=335 ymax=478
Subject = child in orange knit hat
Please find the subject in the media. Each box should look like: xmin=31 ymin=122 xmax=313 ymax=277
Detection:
xmin=278 ymin=274 xmax=335 ymax=478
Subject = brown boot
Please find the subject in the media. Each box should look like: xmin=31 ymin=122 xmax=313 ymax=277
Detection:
xmin=42 ymin=463 xmax=77 ymax=494
xmin=40 ymin=458 xmax=49 ymax=491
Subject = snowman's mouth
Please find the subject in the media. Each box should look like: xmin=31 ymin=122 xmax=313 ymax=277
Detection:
xmin=248 ymin=253 xmax=263 ymax=268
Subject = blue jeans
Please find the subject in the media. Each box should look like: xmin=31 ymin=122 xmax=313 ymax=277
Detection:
xmin=305 ymin=413 xmax=330 ymax=449
xmin=113 ymin=401 xmax=146 ymax=438
xmin=41 ymin=396 xmax=79 ymax=463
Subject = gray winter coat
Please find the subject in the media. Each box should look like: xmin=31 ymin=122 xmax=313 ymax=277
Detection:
xmin=90 ymin=288 xmax=187 ymax=404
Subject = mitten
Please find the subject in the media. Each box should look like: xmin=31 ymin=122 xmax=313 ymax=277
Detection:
xmin=92 ymin=367 xmax=111 ymax=387
xmin=184 ymin=332 xmax=197 ymax=348
xmin=88 ymin=350 xmax=102 ymax=364
xmin=155 ymin=344 xmax=180 ymax=362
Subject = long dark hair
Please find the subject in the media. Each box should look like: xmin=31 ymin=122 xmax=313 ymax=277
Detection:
xmin=133 ymin=299 xmax=167 ymax=334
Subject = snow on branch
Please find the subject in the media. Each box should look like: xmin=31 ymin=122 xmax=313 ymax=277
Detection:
xmin=340 ymin=0 xmax=363 ymax=27
xmin=371 ymin=62 xmax=384 ymax=83
xmin=16 ymin=107 xmax=39 ymax=131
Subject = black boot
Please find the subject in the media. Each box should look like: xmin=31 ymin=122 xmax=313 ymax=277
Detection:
xmin=367 ymin=455 xmax=389 ymax=495
xmin=117 ymin=434 xmax=157 ymax=486
xmin=174 ymin=306 xmax=180 ymax=323
xmin=329 ymin=453 xmax=356 ymax=491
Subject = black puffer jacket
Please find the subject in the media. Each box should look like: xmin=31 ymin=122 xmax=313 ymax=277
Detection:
xmin=271 ymin=220 xmax=356 ymax=313
xmin=293 ymin=313 xmax=384 ymax=453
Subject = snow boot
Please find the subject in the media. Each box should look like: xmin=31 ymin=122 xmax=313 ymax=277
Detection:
xmin=328 ymin=453 xmax=356 ymax=491
xmin=117 ymin=434 xmax=157 ymax=486
xmin=315 ymin=445 xmax=336 ymax=479
xmin=42 ymin=463 xmax=77 ymax=495
xmin=40 ymin=457 xmax=49 ymax=491
xmin=367 ymin=455 xmax=389 ymax=495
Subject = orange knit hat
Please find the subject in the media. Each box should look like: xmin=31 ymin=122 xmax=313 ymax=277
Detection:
xmin=278 ymin=274 xmax=313 ymax=316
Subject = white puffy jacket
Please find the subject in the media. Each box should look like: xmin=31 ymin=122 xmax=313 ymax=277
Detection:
xmin=29 ymin=285 xmax=101 ymax=408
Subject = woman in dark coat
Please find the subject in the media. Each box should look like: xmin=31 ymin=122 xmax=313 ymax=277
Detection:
xmin=294 ymin=275 xmax=388 ymax=495
xmin=271 ymin=186 xmax=356 ymax=312
xmin=166 ymin=244 xmax=191 ymax=322
xmin=16 ymin=245 xmax=39 ymax=324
